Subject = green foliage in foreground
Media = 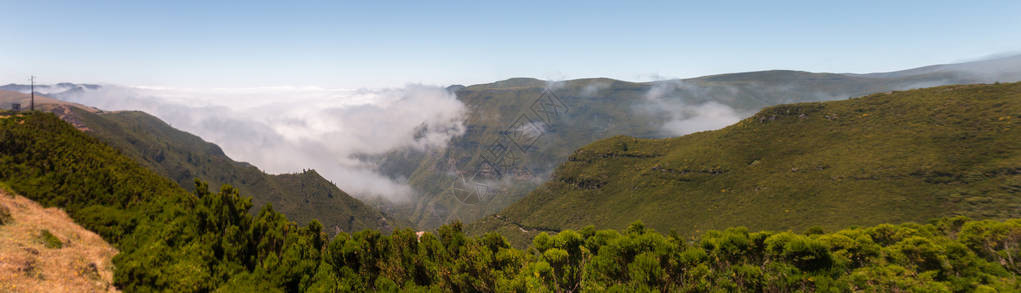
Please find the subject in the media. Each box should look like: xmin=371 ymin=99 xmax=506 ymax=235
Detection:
xmin=3 ymin=112 xmax=1021 ymax=291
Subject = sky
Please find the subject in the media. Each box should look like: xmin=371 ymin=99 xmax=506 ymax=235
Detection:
xmin=2 ymin=0 xmax=1020 ymax=88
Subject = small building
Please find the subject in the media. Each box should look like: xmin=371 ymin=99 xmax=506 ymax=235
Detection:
xmin=10 ymin=103 xmax=20 ymax=111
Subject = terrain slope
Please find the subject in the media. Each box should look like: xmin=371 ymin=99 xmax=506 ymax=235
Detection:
xmin=472 ymin=82 xmax=1021 ymax=246
xmin=0 ymin=189 xmax=118 ymax=292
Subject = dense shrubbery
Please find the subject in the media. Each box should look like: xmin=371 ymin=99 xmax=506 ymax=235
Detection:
xmin=3 ymin=112 xmax=1021 ymax=291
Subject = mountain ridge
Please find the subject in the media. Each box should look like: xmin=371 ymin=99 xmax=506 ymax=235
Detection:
xmin=0 ymin=90 xmax=404 ymax=233
xmin=7 ymin=54 xmax=1021 ymax=231
xmin=469 ymin=82 xmax=1021 ymax=247
xmin=381 ymin=54 xmax=1021 ymax=230
xmin=7 ymin=110 xmax=1021 ymax=290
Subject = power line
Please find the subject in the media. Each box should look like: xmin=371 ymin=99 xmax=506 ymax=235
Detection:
xmin=30 ymin=75 xmax=35 ymax=111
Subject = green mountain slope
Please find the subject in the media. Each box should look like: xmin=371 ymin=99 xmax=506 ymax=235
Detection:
xmin=67 ymin=107 xmax=404 ymax=233
xmin=0 ymin=111 xmax=342 ymax=290
xmin=471 ymin=82 xmax=1021 ymax=246
xmin=4 ymin=97 xmax=1021 ymax=292
xmin=383 ymin=56 xmax=1021 ymax=229
xmin=0 ymin=89 xmax=403 ymax=232
xmin=0 ymin=111 xmax=208 ymax=289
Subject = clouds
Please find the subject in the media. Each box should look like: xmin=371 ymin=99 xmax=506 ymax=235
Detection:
xmin=50 ymin=84 xmax=466 ymax=202
xmin=944 ymin=53 xmax=1021 ymax=83
xmin=636 ymin=80 xmax=744 ymax=136
xmin=580 ymin=81 xmax=610 ymax=97
xmin=658 ymin=102 xmax=741 ymax=135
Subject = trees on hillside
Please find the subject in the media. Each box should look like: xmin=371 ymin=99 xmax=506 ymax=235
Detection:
xmin=3 ymin=113 xmax=1021 ymax=291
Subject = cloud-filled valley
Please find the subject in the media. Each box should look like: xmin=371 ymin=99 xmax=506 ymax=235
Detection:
xmin=13 ymin=53 xmax=1021 ymax=208
xmin=46 ymin=84 xmax=467 ymax=202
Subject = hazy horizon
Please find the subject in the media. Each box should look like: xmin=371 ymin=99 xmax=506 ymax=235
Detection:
xmin=3 ymin=1 xmax=1021 ymax=88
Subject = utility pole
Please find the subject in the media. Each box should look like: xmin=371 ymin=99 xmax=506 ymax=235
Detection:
xmin=30 ymin=75 xmax=35 ymax=111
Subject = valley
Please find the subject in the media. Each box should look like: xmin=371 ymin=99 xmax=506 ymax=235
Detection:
xmin=5 ymin=2 xmax=1021 ymax=291
xmin=375 ymin=55 xmax=1021 ymax=229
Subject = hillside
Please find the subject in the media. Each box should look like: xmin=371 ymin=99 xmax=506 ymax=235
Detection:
xmin=0 ymin=90 xmax=102 ymax=113
xmin=5 ymin=57 xmax=1019 ymax=231
xmin=0 ymin=111 xmax=207 ymax=290
xmin=0 ymin=111 xmax=342 ymax=290
xmin=3 ymin=93 xmax=1021 ymax=291
xmin=67 ymin=108 xmax=403 ymax=233
xmin=0 ymin=189 xmax=118 ymax=292
xmin=381 ymin=55 xmax=1021 ymax=229
xmin=0 ymin=90 xmax=403 ymax=233
xmin=471 ymin=82 xmax=1021 ymax=246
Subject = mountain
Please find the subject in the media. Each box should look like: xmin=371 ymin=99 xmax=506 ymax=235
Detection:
xmin=0 ymin=89 xmax=102 ymax=112
xmin=8 ymin=55 xmax=1020 ymax=231
xmin=68 ymin=109 xmax=405 ymax=233
xmin=854 ymin=54 xmax=1021 ymax=81
xmin=0 ymin=82 xmax=101 ymax=98
xmin=469 ymin=82 xmax=1021 ymax=246
xmin=0 ymin=90 xmax=404 ymax=233
xmin=376 ymin=54 xmax=1021 ymax=229
xmin=5 ymin=97 xmax=1021 ymax=291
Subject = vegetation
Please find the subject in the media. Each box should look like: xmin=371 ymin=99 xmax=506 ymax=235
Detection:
xmin=0 ymin=204 xmax=10 ymax=225
xmin=3 ymin=107 xmax=1021 ymax=291
xmin=384 ymin=67 xmax=1017 ymax=230
xmin=38 ymin=229 xmax=63 ymax=248
xmin=474 ymin=82 xmax=1021 ymax=247
xmin=66 ymin=107 xmax=402 ymax=233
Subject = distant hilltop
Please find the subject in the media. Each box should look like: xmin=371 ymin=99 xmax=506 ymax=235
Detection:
xmin=0 ymin=83 xmax=101 ymax=96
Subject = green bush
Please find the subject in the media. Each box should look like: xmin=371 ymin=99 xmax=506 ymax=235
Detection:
xmin=0 ymin=204 xmax=11 ymax=225
xmin=38 ymin=229 xmax=62 ymax=249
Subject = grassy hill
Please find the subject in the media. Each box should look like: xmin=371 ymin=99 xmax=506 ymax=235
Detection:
xmin=382 ymin=56 xmax=1021 ymax=230
xmin=470 ymin=82 xmax=1021 ymax=246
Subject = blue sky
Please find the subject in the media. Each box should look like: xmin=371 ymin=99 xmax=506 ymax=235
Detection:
xmin=2 ymin=0 xmax=1020 ymax=88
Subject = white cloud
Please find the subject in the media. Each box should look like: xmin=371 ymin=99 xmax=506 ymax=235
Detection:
xmin=638 ymin=80 xmax=744 ymax=136
xmin=580 ymin=81 xmax=610 ymax=96
xmin=51 ymin=84 xmax=467 ymax=202
xmin=659 ymin=102 xmax=741 ymax=135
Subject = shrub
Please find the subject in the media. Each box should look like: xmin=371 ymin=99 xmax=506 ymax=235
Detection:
xmin=0 ymin=204 xmax=11 ymax=225
xmin=38 ymin=229 xmax=62 ymax=249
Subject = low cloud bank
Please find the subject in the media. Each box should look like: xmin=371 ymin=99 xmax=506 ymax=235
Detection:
xmin=52 ymin=84 xmax=467 ymax=202
xmin=637 ymin=80 xmax=744 ymax=136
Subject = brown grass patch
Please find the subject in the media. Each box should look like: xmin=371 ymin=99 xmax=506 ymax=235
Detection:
xmin=0 ymin=190 xmax=119 ymax=292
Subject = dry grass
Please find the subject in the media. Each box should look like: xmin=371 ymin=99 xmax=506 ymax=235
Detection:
xmin=0 ymin=190 xmax=118 ymax=292
xmin=0 ymin=90 xmax=101 ymax=113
